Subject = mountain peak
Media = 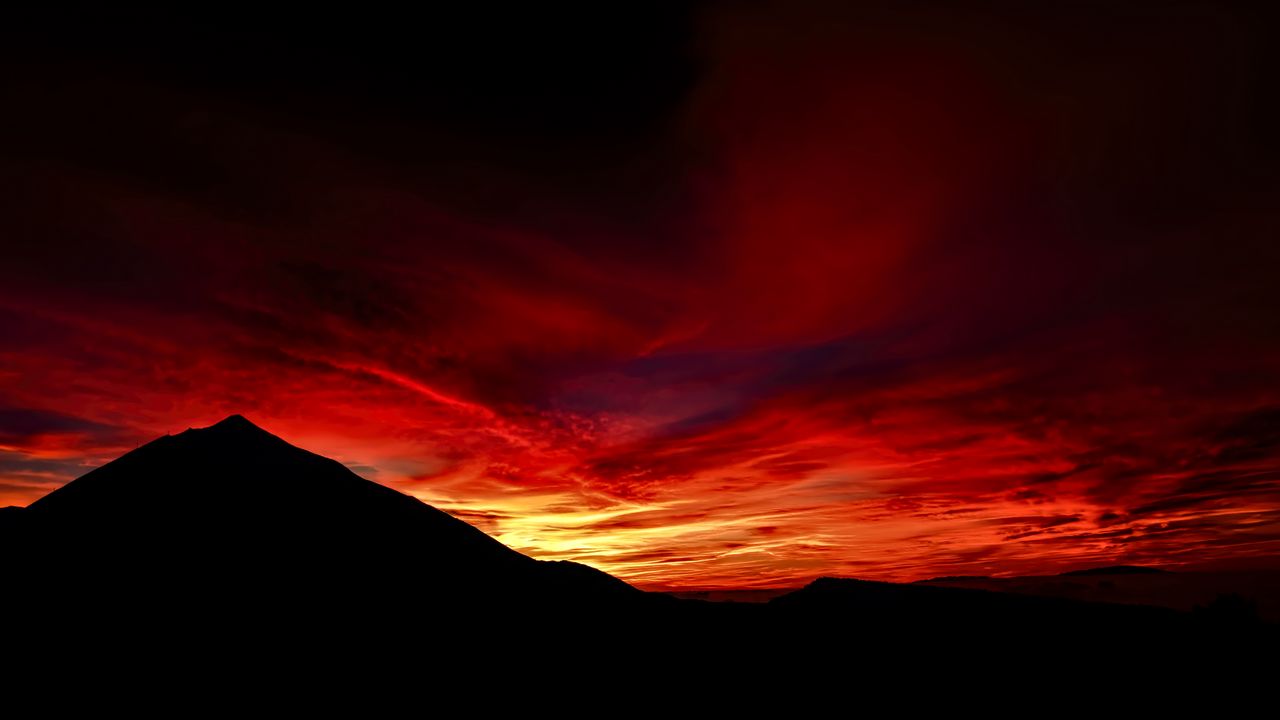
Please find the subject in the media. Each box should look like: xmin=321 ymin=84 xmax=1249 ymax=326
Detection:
xmin=177 ymin=414 xmax=286 ymax=448
xmin=204 ymin=413 xmax=271 ymax=435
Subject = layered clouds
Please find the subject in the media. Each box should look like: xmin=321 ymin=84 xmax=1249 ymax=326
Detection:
xmin=2 ymin=2 xmax=1278 ymax=586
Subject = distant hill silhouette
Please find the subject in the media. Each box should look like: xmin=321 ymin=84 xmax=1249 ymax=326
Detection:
xmin=771 ymin=576 xmax=1185 ymax=631
xmin=1060 ymin=564 xmax=1169 ymax=576
xmin=0 ymin=505 xmax=22 ymax=524
xmin=915 ymin=574 xmax=992 ymax=583
xmin=920 ymin=566 xmax=1280 ymax=623
xmin=3 ymin=415 xmax=1274 ymax=664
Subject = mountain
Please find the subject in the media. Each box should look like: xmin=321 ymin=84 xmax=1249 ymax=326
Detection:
xmin=4 ymin=415 xmax=638 ymax=633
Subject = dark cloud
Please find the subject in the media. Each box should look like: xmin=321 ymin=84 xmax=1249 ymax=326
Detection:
xmin=0 ymin=409 xmax=114 ymax=438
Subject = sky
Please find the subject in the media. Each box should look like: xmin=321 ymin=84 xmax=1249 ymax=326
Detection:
xmin=2 ymin=2 xmax=1279 ymax=588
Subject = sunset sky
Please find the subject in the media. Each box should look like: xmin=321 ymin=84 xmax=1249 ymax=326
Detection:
xmin=3 ymin=2 xmax=1279 ymax=588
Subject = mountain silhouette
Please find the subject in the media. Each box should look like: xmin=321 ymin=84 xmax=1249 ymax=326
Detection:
xmin=21 ymin=415 xmax=525 ymax=565
xmin=4 ymin=415 xmax=637 ymax=635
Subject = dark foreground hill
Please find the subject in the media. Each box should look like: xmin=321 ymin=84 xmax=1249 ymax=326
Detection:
xmin=920 ymin=565 xmax=1280 ymax=623
xmin=2 ymin=416 xmax=1274 ymax=671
